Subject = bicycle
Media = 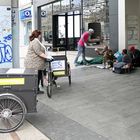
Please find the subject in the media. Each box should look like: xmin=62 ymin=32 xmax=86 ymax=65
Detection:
xmin=45 ymin=55 xmax=71 ymax=98
xmin=45 ymin=58 xmax=55 ymax=98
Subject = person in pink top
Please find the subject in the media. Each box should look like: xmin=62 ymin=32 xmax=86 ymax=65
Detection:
xmin=74 ymin=28 xmax=94 ymax=65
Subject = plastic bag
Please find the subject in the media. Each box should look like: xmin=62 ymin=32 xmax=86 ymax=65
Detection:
xmin=114 ymin=51 xmax=123 ymax=62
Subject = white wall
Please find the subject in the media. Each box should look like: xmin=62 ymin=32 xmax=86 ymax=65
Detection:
xmin=19 ymin=0 xmax=31 ymax=6
xmin=118 ymin=0 xmax=140 ymax=51
xmin=0 ymin=0 xmax=12 ymax=68
xmin=118 ymin=0 xmax=125 ymax=51
xmin=0 ymin=0 xmax=11 ymax=6
xmin=0 ymin=6 xmax=12 ymax=68
xmin=126 ymin=0 xmax=139 ymax=15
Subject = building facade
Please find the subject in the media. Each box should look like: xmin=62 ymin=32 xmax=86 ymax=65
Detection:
xmin=33 ymin=0 xmax=114 ymax=51
xmin=19 ymin=0 xmax=33 ymax=47
xmin=122 ymin=0 xmax=140 ymax=51
xmin=18 ymin=0 xmax=34 ymax=67
xmin=0 ymin=0 xmax=19 ymax=68
xmin=32 ymin=0 xmax=140 ymax=52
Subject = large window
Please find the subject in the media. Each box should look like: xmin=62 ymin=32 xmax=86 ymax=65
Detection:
xmin=83 ymin=0 xmax=110 ymax=44
xmin=24 ymin=21 xmax=32 ymax=46
xmin=70 ymin=0 xmax=81 ymax=9
xmin=61 ymin=0 xmax=70 ymax=11
xmin=39 ymin=0 xmax=110 ymax=46
xmin=53 ymin=1 xmax=61 ymax=14
xmin=41 ymin=4 xmax=53 ymax=43
xmin=74 ymin=14 xmax=80 ymax=37
xmin=58 ymin=16 xmax=66 ymax=38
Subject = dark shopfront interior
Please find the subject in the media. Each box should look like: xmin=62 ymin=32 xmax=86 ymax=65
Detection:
xmin=53 ymin=11 xmax=81 ymax=51
xmin=39 ymin=0 xmax=109 ymax=51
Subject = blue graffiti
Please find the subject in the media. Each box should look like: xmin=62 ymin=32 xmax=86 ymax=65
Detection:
xmin=3 ymin=34 xmax=12 ymax=43
xmin=0 ymin=42 xmax=12 ymax=63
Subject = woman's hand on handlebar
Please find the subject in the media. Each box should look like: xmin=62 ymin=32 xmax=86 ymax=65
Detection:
xmin=46 ymin=56 xmax=54 ymax=61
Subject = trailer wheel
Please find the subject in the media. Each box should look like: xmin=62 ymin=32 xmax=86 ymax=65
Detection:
xmin=0 ymin=93 xmax=27 ymax=133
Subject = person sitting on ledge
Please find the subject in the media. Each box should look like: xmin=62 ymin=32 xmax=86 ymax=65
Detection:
xmin=113 ymin=49 xmax=132 ymax=73
xmin=95 ymin=45 xmax=114 ymax=68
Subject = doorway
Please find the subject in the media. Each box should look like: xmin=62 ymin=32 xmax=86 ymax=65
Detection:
xmin=53 ymin=11 xmax=81 ymax=50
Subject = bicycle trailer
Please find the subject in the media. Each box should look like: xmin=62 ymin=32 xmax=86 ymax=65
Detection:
xmin=0 ymin=68 xmax=38 ymax=133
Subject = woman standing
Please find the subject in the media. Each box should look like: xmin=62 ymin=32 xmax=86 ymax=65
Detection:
xmin=24 ymin=30 xmax=51 ymax=94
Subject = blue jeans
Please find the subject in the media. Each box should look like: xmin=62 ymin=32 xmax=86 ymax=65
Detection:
xmin=74 ymin=45 xmax=86 ymax=64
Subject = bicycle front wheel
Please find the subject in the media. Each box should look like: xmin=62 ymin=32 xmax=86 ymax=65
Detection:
xmin=47 ymin=72 xmax=52 ymax=98
xmin=67 ymin=63 xmax=71 ymax=85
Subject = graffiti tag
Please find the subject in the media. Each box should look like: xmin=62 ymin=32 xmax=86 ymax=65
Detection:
xmin=3 ymin=34 xmax=12 ymax=42
xmin=0 ymin=42 xmax=12 ymax=63
xmin=0 ymin=34 xmax=12 ymax=63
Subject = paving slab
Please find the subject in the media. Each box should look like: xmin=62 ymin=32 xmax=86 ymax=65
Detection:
xmin=27 ymin=101 xmax=108 ymax=140
xmin=35 ymin=66 xmax=140 ymax=140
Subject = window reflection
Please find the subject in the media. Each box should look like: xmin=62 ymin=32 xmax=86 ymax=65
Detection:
xmin=58 ymin=16 xmax=66 ymax=38
xmin=83 ymin=0 xmax=109 ymax=44
xmin=68 ymin=16 xmax=73 ymax=38
xmin=83 ymin=0 xmax=96 ymax=7
xmin=61 ymin=0 xmax=70 ymax=11
xmin=39 ymin=0 xmax=110 ymax=46
xmin=53 ymin=1 xmax=61 ymax=14
xmin=41 ymin=4 xmax=52 ymax=43
xmin=70 ymin=0 xmax=81 ymax=9
xmin=74 ymin=15 xmax=80 ymax=37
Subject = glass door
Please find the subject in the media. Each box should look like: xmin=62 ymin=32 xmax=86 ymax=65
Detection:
xmin=53 ymin=14 xmax=66 ymax=50
xmin=68 ymin=11 xmax=81 ymax=50
xmin=52 ymin=11 xmax=81 ymax=50
xmin=58 ymin=15 xmax=66 ymax=48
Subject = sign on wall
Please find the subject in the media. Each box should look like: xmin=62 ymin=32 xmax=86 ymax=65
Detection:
xmin=0 ymin=6 xmax=12 ymax=68
xmin=20 ymin=7 xmax=32 ymax=20
xmin=127 ymin=15 xmax=139 ymax=49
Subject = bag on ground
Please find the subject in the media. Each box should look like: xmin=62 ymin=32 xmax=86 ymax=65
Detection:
xmin=113 ymin=62 xmax=126 ymax=74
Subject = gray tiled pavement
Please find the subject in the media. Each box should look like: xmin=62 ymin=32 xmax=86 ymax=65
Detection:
xmin=20 ymin=49 xmax=140 ymax=140
xmin=27 ymin=102 xmax=108 ymax=140
xmin=28 ymin=64 xmax=140 ymax=140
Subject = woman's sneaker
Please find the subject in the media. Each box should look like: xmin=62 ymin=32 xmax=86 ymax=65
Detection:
xmin=74 ymin=62 xmax=79 ymax=66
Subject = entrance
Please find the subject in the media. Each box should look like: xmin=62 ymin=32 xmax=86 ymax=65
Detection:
xmin=53 ymin=11 xmax=81 ymax=51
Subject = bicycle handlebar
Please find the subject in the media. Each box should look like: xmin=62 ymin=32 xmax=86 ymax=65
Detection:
xmin=46 ymin=58 xmax=54 ymax=62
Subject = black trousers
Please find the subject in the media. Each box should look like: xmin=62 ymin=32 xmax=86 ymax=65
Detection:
xmin=38 ymin=69 xmax=46 ymax=90
xmin=132 ymin=57 xmax=140 ymax=67
xmin=38 ymin=70 xmax=42 ymax=91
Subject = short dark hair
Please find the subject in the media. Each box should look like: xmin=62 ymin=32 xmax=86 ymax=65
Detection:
xmin=122 ymin=49 xmax=127 ymax=54
xmin=29 ymin=30 xmax=41 ymax=41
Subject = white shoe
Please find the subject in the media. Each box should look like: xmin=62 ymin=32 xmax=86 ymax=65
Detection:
xmin=56 ymin=85 xmax=60 ymax=88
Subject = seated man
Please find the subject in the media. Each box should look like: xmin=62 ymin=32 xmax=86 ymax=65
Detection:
xmin=129 ymin=46 xmax=140 ymax=67
xmin=113 ymin=49 xmax=132 ymax=73
xmin=95 ymin=45 xmax=114 ymax=68
xmin=122 ymin=49 xmax=132 ymax=69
